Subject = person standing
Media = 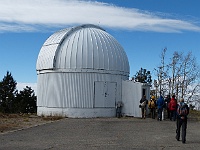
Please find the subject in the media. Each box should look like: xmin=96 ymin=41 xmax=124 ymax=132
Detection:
xmin=164 ymin=95 xmax=171 ymax=119
xmin=156 ymin=95 xmax=165 ymax=121
xmin=168 ymin=95 xmax=177 ymax=121
xmin=148 ymin=96 xmax=156 ymax=119
xmin=116 ymin=101 xmax=123 ymax=118
xmin=176 ymin=98 xmax=189 ymax=144
xmin=140 ymin=95 xmax=148 ymax=119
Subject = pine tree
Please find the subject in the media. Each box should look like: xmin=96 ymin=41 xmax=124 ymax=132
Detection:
xmin=15 ymin=86 xmax=37 ymax=113
xmin=0 ymin=71 xmax=17 ymax=113
xmin=133 ymin=68 xmax=152 ymax=84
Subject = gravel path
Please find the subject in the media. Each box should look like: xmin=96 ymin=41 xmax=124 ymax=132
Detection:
xmin=0 ymin=117 xmax=200 ymax=150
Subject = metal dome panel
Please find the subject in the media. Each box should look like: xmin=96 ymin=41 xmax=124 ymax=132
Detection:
xmin=36 ymin=24 xmax=130 ymax=75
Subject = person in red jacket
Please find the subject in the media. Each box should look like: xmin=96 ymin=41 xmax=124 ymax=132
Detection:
xmin=168 ymin=95 xmax=177 ymax=121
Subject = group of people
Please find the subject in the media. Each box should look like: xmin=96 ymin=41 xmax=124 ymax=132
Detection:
xmin=140 ymin=94 xmax=189 ymax=144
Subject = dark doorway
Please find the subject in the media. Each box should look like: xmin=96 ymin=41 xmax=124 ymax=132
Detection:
xmin=142 ymin=89 xmax=146 ymax=96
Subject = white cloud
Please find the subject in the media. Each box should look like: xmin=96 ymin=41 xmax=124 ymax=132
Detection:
xmin=0 ymin=0 xmax=200 ymax=33
xmin=17 ymin=82 xmax=37 ymax=95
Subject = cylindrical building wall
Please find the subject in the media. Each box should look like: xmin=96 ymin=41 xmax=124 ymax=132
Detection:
xmin=37 ymin=71 xmax=128 ymax=117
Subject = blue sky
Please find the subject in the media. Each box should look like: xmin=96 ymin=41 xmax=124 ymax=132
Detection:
xmin=0 ymin=0 xmax=200 ymax=92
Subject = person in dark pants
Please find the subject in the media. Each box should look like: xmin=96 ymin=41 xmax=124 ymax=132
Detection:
xmin=116 ymin=101 xmax=123 ymax=118
xmin=164 ymin=95 xmax=171 ymax=119
xmin=156 ymin=95 xmax=165 ymax=121
xmin=140 ymin=95 xmax=148 ymax=119
xmin=148 ymin=95 xmax=156 ymax=119
xmin=176 ymin=98 xmax=189 ymax=144
xmin=168 ymin=95 xmax=177 ymax=121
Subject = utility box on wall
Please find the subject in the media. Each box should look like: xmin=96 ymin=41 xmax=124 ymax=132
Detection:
xmin=122 ymin=80 xmax=150 ymax=118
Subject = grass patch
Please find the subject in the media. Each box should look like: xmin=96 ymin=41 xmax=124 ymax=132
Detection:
xmin=189 ymin=110 xmax=200 ymax=121
xmin=190 ymin=110 xmax=200 ymax=115
xmin=0 ymin=123 xmax=19 ymax=133
xmin=0 ymin=113 xmax=64 ymax=133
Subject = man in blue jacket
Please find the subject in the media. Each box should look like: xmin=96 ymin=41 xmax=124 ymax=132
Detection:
xmin=156 ymin=95 xmax=165 ymax=121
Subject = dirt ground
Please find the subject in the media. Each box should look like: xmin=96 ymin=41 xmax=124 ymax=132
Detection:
xmin=0 ymin=113 xmax=62 ymax=133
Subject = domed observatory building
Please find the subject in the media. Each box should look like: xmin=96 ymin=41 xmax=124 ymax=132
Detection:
xmin=36 ymin=24 xmax=130 ymax=118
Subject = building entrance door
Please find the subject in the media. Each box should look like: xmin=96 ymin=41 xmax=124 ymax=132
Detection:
xmin=94 ymin=81 xmax=117 ymax=108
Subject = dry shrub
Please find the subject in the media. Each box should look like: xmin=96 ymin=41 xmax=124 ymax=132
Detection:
xmin=8 ymin=114 xmax=21 ymax=118
xmin=0 ymin=113 xmax=21 ymax=118
xmin=42 ymin=115 xmax=64 ymax=121
xmin=23 ymin=118 xmax=30 ymax=122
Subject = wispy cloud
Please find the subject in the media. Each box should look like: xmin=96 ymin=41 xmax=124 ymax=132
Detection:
xmin=0 ymin=0 xmax=200 ymax=33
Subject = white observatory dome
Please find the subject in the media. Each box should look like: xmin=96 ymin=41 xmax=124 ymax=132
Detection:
xmin=36 ymin=24 xmax=129 ymax=75
xmin=36 ymin=24 xmax=130 ymax=118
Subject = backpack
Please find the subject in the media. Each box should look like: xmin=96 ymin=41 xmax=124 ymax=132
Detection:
xmin=141 ymin=100 xmax=146 ymax=107
xmin=177 ymin=104 xmax=188 ymax=117
xmin=149 ymin=100 xmax=156 ymax=109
